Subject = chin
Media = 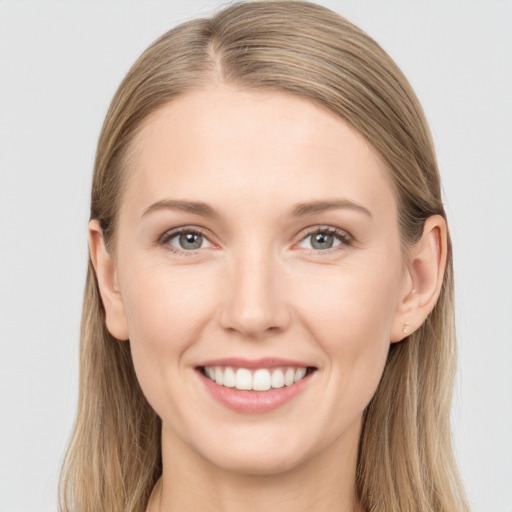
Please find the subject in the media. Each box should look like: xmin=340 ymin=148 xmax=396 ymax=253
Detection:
xmin=208 ymin=447 xmax=307 ymax=476
xmin=192 ymin=426 xmax=318 ymax=477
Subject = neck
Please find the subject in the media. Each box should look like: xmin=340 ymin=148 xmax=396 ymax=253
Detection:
xmin=148 ymin=422 xmax=364 ymax=512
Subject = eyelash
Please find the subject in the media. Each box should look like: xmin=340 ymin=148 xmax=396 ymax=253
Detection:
xmin=158 ymin=226 xmax=353 ymax=257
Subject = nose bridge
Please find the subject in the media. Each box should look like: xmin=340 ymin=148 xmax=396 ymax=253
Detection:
xmin=219 ymin=238 xmax=289 ymax=337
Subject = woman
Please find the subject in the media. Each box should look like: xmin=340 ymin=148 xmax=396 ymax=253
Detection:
xmin=59 ymin=1 xmax=470 ymax=511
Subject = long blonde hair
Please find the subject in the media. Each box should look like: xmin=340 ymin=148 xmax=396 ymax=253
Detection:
xmin=59 ymin=2 xmax=469 ymax=511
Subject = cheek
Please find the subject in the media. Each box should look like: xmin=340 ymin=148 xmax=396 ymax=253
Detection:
xmin=120 ymin=257 xmax=213 ymax=342
xmin=298 ymin=256 xmax=400 ymax=339
xmin=295 ymin=256 xmax=401 ymax=393
xmin=117 ymin=260 xmax=215 ymax=405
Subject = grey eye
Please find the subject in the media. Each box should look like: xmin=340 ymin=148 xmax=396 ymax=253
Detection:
xmin=178 ymin=232 xmax=204 ymax=250
xmin=310 ymin=232 xmax=336 ymax=250
xmin=161 ymin=228 xmax=214 ymax=254
xmin=298 ymin=231 xmax=343 ymax=251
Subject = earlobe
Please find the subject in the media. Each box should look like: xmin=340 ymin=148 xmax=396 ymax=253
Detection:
xmin=391 ymin=215 xmax=448 ymax=343
xmin=88 ymin=220 xmax=129 ymax=341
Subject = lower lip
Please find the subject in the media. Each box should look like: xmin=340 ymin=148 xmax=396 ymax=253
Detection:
xmin=197 ymin=370 xmax=314 ymax=414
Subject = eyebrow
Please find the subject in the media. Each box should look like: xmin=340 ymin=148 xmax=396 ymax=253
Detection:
xmin=290 ymin=199 xmax=372 ymax=218
xmin=141 ymin=198 xmax=372 ymax=219
xmin=142 ymin=199 xmax=219 ymax=218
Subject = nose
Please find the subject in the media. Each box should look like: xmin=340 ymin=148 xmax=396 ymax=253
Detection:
xmin=218 ymin=244 xmax=291 ymax=339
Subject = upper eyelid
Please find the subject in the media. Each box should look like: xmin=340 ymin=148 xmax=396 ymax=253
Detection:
xmin=297 ymin=225 xmax=351 ymax=238
xmin=160 ymin=226 xmax=210 ymax=241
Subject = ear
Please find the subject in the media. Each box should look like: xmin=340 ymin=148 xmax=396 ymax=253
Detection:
xmin=391 ymin=214 xmax=448 ymax=343
xmin=88 ymin=219 xmax=129 ymax=341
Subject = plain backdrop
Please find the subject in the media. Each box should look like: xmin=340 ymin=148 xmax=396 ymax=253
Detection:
xmin=0 ymin=1 xmax=511 ymax=511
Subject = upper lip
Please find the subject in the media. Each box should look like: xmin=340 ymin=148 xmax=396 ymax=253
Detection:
xmin=197 ymin=357 xmax=315 ymax=369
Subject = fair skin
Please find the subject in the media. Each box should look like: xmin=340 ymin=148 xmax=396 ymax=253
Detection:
xmin=89 ymin=86 xmax=447 ymax=512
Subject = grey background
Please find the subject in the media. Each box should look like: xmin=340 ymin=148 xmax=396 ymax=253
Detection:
xmin=1 ymin=1 xmax=511 ymax=511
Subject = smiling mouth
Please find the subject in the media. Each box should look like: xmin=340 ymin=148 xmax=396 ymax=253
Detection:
xmin=198 ymin=365 xmax=317 ymax=391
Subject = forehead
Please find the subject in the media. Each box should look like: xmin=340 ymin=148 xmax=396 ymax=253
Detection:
xmin=123 ymin=86 xmax=396 ymax=221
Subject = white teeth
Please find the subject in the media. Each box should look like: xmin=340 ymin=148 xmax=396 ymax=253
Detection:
xmin=214 ymin=367 xmax=223 ymax=385
xmin=223 ymin=367 xmax=236 ymax=387
xmin=284 ymin=368 xmax=295 ymax=386
xmin=204 ymin=365 xmax=310 ymax=391
xmin=253 ymin=369 xmax=271 ymax=391
xmin=271 ymin=368 xmax=284 ymax=388
xmin=294 ymin=367 xmax=307 ymax=382
xmin=235 ymin=368 xmax=253 ymax=390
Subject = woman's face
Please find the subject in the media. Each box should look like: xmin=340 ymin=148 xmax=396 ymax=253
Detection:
xmin=107 ymin=86 xmax=411 ymax=474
